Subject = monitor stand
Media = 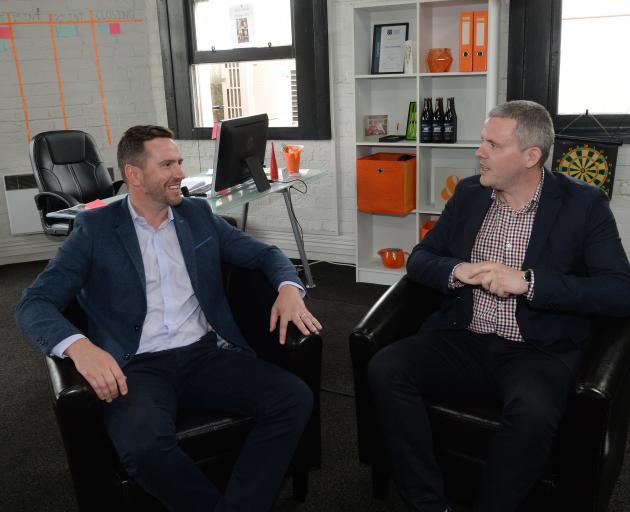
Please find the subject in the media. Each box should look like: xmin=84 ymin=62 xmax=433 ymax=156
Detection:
xmin=245 ymin=156 xmax=271 ymax=192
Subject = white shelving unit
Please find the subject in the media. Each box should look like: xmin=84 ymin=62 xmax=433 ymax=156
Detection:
xmin=353 ymin=0 xmax=500 ymax=285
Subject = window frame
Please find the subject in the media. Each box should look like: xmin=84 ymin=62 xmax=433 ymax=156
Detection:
xmin=157 ymin=0 xmax=331 ymax=140
xmin=507 ymin=0 xmax=630 ymax=142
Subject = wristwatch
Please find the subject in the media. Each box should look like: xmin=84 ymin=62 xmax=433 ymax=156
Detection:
xmin=522 ymin=269 xmax=533 ymax=283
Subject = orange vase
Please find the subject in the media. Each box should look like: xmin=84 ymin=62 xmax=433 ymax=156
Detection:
xmin=427 ymin=48 xmax=453 ymax=73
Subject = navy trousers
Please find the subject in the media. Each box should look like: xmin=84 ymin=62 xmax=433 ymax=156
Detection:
xmin=367 ymin=330 xmax=575 ymax=512
xmin=102 ymin=334 xmax=313 ymax=512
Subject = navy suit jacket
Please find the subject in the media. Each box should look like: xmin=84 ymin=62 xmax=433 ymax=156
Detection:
xmin=407 ymin=169 xmax=630 ymax=371
xmin=16 ymin=197 xmax=303 ymax=366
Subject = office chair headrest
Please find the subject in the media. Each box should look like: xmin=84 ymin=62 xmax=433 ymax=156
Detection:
xmin=37 ymin=131 xmax=96 ymax=165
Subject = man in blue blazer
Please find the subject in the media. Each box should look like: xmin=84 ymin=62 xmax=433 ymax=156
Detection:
xmin=368 ymin=101 xmax=630 ymax=512
xmin=16 ymin=125 xmax=322 ymax=512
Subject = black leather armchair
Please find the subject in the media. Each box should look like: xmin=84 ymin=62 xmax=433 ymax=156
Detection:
xmin=350 ymin=276 xmax=630 ymax=512
xmin=47 ymin=264 xmax=322 ymax=512
xmin=29 ymin=130 xmax=124 ymax=235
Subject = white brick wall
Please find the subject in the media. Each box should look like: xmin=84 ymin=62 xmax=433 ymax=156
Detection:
xmin=1 ymin=0 xmax=630 ymax=264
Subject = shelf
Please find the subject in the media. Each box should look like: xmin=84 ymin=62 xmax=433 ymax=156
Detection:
xmin=419 ymin=141 xmax=480 ymax=148
xmin=355 ymin=72 xmax=486 ymax=79
xmin=355 ymin=74 xmax=416 ymax=80
xmin=356 ymin=140 xmax=416 ymax=147
xmin=419 ymin=71 xmax=487 ymax=77
xmin=357 ymin=260 xmax=407 ymax=287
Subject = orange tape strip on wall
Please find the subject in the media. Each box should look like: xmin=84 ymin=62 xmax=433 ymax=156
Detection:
xmin=49 ymin=14 xmax=68 ymax=129
xmin=88 ymin=10 xmax=111 ymax=145
xmin=6 ymin=15 xmax=31 ymax=142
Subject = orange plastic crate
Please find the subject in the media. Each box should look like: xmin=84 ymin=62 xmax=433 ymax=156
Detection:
xmin=356 ymin=153 xmax=416 ymax=215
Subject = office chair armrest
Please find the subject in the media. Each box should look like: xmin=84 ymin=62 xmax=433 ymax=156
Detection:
xmin=350 ymin=276 xmax=443 ymax=351
xmin=34 ymin=191 xmax=79 ymax=211
xmin=112 ymin=180 xmax=125 ymax=195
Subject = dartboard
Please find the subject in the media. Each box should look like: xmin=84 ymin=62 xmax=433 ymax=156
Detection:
xmin=555 ymin=144 xmax=611 ymax=196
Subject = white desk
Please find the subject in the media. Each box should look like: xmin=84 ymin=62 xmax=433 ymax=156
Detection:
xmin=47 ymin=169 xmax=326 ymax=288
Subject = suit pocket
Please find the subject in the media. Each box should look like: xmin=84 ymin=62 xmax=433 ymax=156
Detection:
xmin=194 ymin=236 xmax=214 ymax=250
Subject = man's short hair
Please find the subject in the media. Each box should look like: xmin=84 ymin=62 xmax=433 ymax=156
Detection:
xmin=488 ymin=100 xmax=554 ymax=166
xmin=117 ymin=125 xmax=174 ymax=180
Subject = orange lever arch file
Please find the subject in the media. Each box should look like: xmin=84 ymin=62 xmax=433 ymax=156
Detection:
xmin=459 ymin=12 xmax=473 ymax=72
xmin=473 ymin=10 xmax=488 ymax=72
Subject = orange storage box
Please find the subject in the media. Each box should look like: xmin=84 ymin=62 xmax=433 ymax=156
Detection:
xmin=357 ymin=153 xmax=416 ymax=215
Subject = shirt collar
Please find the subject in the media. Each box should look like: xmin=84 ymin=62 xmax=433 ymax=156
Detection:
xmin=491 ymin=168 xmax=545 ymax=213
xmin=127 ymin=197 xmax=174 ymax=228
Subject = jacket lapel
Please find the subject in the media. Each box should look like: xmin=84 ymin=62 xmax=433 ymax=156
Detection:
xmin=172 ymin=207 xmax=199 ymax=291
xmin=461 ymin=182 xmax=493 ymax=259
xmin=114 ymin=199 xmax=146 ymax=290
xmin=523 ymin=169 xmax=563 ymax=268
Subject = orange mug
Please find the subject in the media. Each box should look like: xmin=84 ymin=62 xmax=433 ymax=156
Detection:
xmin=377 ymin=248 xmax=408 ymax=269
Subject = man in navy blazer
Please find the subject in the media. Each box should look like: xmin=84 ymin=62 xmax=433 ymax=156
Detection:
xmin=16 ymin=125 xmax=322 ymax=512
xmin=368 ymin=101 xmax=630 ymax=512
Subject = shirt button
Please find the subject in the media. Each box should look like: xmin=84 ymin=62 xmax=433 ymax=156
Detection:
xmin=134 ymin=325 xmax=140 ymax=332
xmin=506 ymin=242 xmax=512 ymax=249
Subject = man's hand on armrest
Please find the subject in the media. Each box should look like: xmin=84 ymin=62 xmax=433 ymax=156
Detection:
xmin=64 ymin=338 xmax=128 ymax=403
xmin=269 ymin=284 xmax=322 ymax=345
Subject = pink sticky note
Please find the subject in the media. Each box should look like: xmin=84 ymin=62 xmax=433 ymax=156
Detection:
xmin=84 ymin=199 xmax=108 ymax=210
xmin=211 ymin=121 xmax=219 ymax=140
xmin=109 ymin=23 xmax=121 ymax=35
xmin=0 ymin=27 xmax=12 ymax=39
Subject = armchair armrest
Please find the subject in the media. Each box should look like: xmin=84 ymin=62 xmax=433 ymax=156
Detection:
xmin=224 ymin=264 xmax=322 ymax=469
xmin=45 ymin=356 xmax=122 ymax=510
xmin=576 ymin=316 xmax=630 ymax=400
xmin=349 ymin=277 xmax=442 ymax=465
xmin=351 ymin=276 xmax=443 ymax=351
xmin=551 ymin=315 xmax=630 ymax=509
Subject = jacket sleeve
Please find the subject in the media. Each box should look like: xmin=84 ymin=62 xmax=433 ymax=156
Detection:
xmin=15 ymin=214 xmax=93 ymax=354
xmin=530 ymin=191 xmax=630 ymax=317
xmin=406 ymin=184 xmax=465 ymax=294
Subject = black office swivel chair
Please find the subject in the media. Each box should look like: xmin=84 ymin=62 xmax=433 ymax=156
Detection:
xmin=29 ymin=130 xmax=124 ymax=236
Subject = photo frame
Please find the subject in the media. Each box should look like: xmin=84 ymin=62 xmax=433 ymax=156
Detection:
xmin=371 ymin=23 xmax=409 ymax=74
xmin=405 ymin=101 xmax=417 ymax=141
xmin=364 ymin=114 xmax=388 ymax=136
xmin=430 ymin=167 xmax=475 ymax=210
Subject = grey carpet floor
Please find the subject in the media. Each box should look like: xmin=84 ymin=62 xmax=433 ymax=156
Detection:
xmin=2 ymin=260 xmax=630 ymax=511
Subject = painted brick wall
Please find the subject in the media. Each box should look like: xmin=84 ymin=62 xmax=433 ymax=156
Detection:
xmin=1 ymin=0 xmax=629 ymax=264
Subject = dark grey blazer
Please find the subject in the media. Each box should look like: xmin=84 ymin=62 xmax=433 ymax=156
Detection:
xmin=16 ymin=197 xmax=302 ymax=366
xmin=407 ymin=169 xmax=630 ymax=371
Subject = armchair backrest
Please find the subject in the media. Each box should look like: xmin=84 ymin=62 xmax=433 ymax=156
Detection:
xmin=29 ymin=130 xmax=115 ymax=204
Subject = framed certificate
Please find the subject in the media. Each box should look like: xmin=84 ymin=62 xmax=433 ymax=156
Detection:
xmin=371 ymin=23 xmax=409 ymax=74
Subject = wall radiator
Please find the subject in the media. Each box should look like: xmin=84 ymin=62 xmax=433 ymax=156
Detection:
xmin=3 ymin=174 xmax=43 ymax=234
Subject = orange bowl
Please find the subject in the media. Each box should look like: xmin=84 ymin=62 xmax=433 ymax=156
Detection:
xmin=377 ymin=248 xmax=408 ymax=269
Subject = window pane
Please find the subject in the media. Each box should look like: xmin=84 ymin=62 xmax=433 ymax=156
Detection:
xmin=193 ymin=0 xmax=293 ymax=51
xmin=558 ymin=0 xmax=630 ymax=115
xmin=191 ymin=60 xmax=298 ymax=128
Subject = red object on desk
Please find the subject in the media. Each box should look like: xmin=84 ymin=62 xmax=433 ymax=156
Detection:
xmin=84 ymin=199 xmax=107 ymax=209
xmin=270 ymin=142 xmax=279 ymax=181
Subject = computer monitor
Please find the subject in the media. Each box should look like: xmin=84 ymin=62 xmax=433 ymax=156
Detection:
xmin=211 ymin=113 xmax=270 ymax=196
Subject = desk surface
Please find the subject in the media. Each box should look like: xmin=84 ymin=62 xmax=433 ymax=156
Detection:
xmin=47 ymin=169 xmax=325 ymax=220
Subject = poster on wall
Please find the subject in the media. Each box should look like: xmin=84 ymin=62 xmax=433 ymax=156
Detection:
xmin=230 ymin=4 xmax=254 ymax=46
xmin=552 ymin=135 xmax=622 ymax=199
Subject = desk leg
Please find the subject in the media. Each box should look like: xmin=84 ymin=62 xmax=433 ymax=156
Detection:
xmin=241 ymin=203 xmax=249 ymax=232
xmin=281 ymin=189 xmax=315 ymax=288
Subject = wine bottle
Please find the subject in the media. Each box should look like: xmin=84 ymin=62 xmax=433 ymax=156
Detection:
xmin=432 ymin=97 xmax=444 ymax=143
xmin=420 ymin=98 xmax=433 ymax=143
xmin=443 ymin=97 xmax=458 ymax=143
